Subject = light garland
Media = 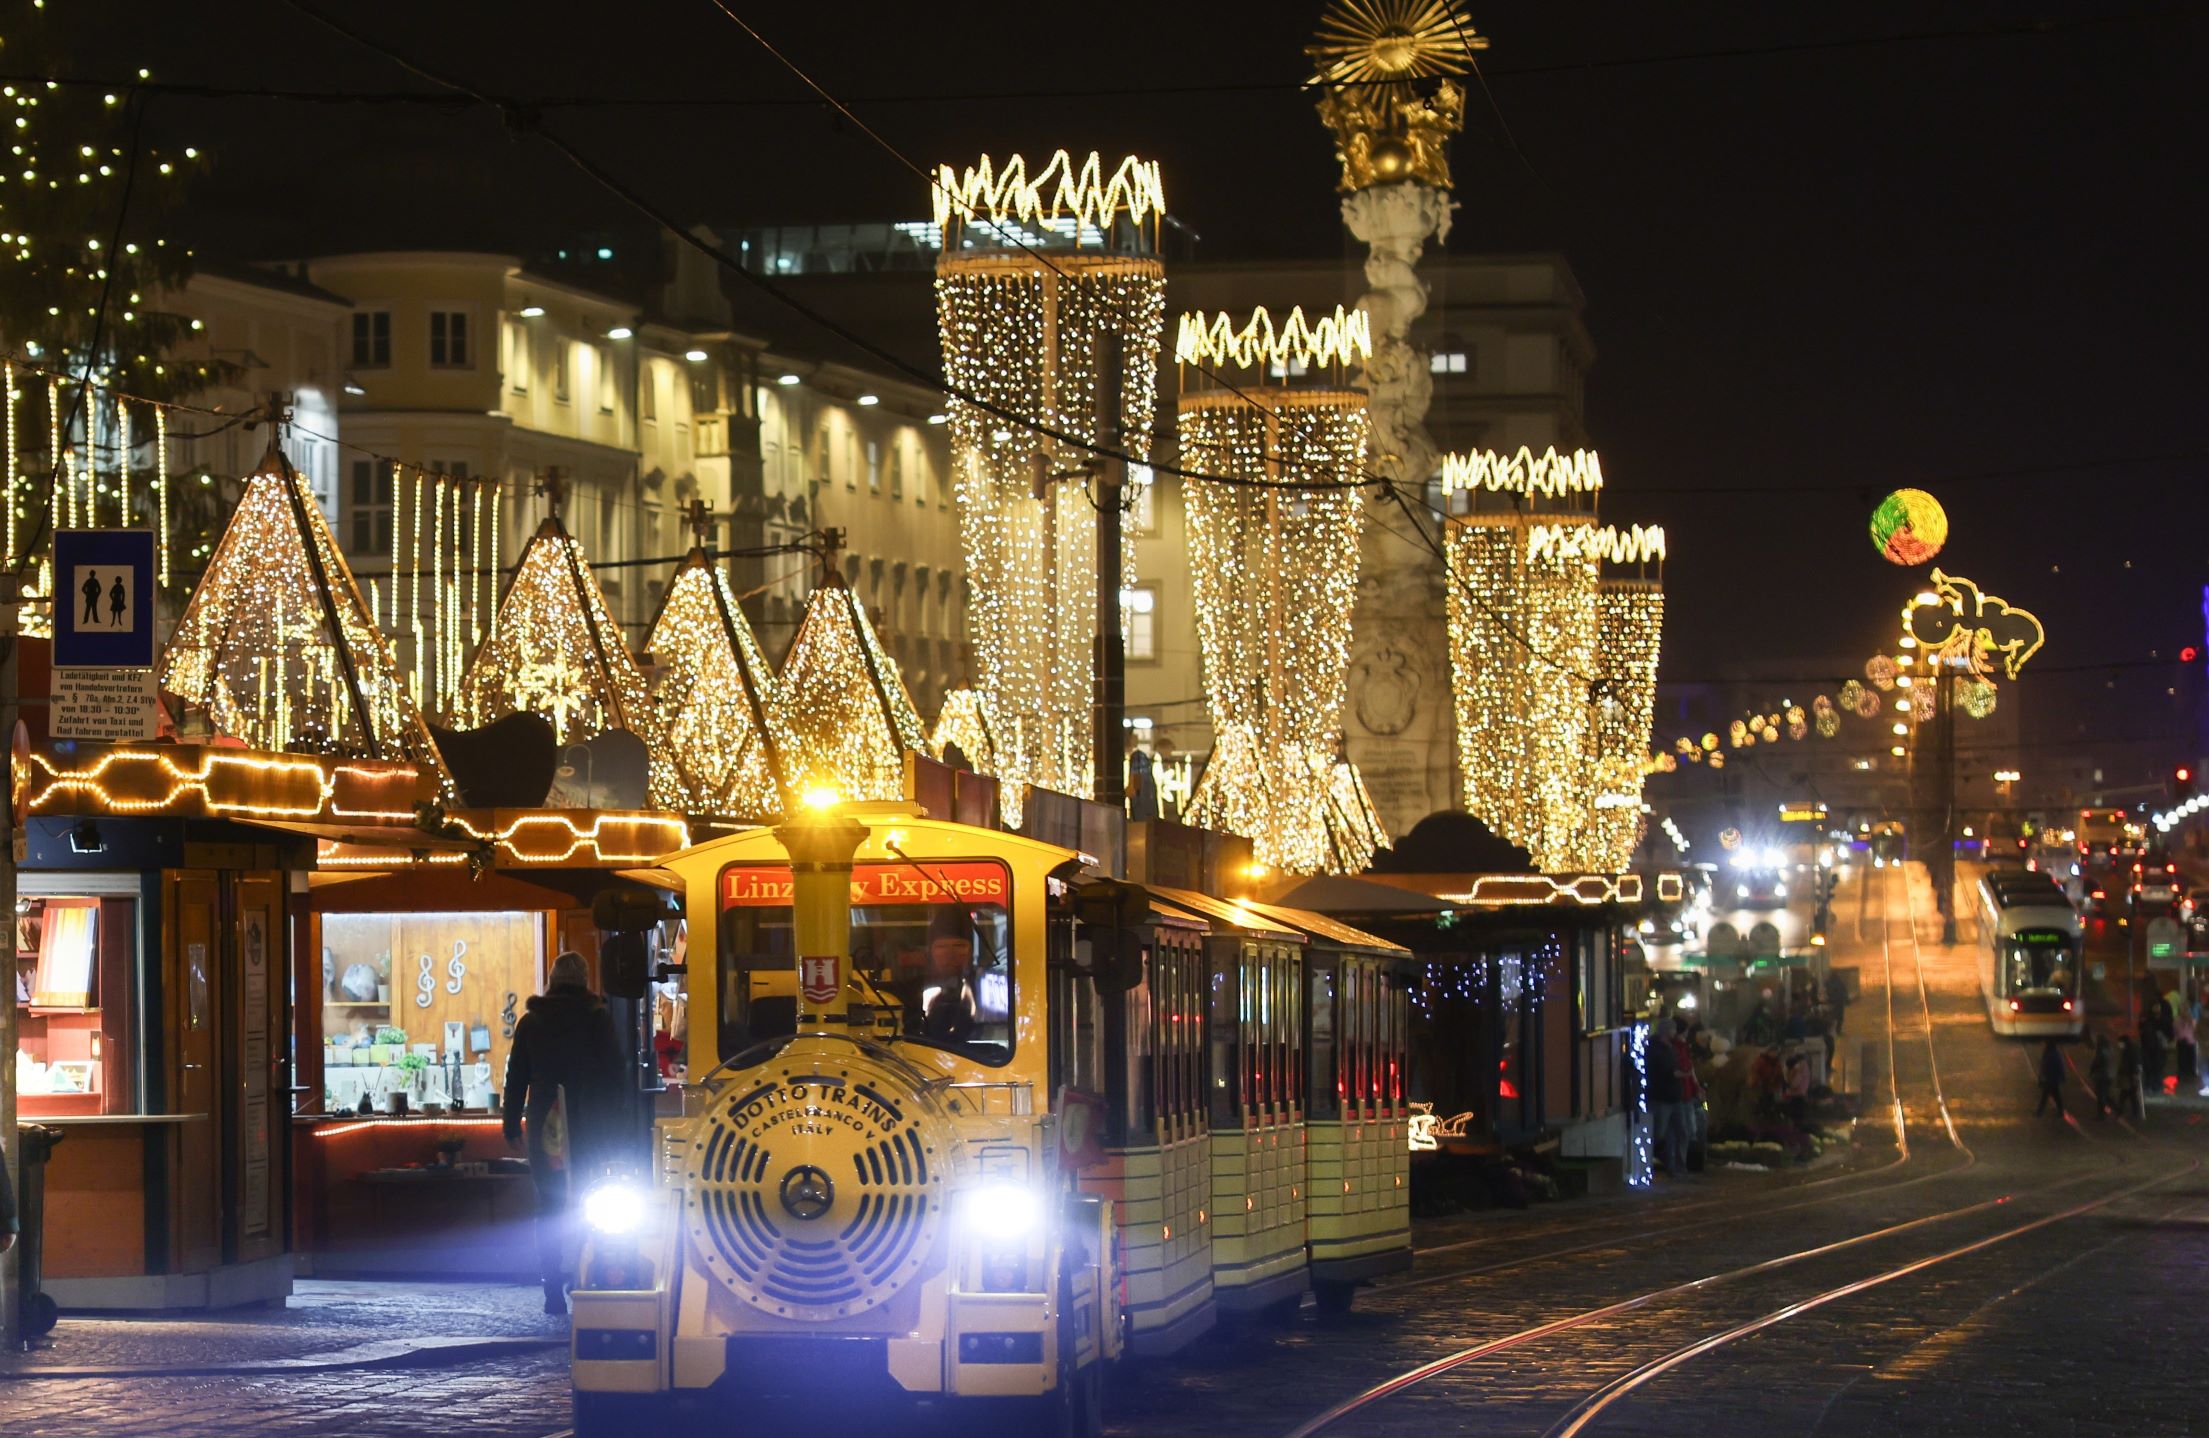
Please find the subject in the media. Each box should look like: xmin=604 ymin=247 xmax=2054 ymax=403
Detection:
xmin=931 ymin=150 xmax=1166 ymax=236
xmin=1444 ymin=512 xmax=1599 ymax=871
xmin=1529 ymin=522 xmax=1666 ymax=566
xmin=643 ymin=550 xmax=785 ymax=819
xmin=3 ymin=360 xmax=15 ymax=562
xmin=154 ymin=405 xmax=168 ymax=584
xmin=773 ymin=573 xmax=929 ymax=803
xmin=1440 ymin=447 xmax=1604 ymax=501
xmin=1173 ymin=305 xmax=1372 ymax=372
xmin=936 ymin=235 xmax=1165 ymax=813
xmin=1177 ymin=386 xmax=1381 ymax=873
xmin=930 ymin=686 xmax=1000 ymax=775
xmin=458 ymin=513 xmax=650 ymax=748
xmin=315 ymin=809 xmax=691 ymax=869
xmin=26 ymin=745 xmax=431 ymax=822
xmin=1590 ymin=577 xmax=1663 ymax=873
xmin=159 ymin=450 xmax=446 ymax=776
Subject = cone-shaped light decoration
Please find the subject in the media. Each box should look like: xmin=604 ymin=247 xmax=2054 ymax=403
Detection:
xmin=931 ymin=687 xmax=1000 ymax=776
xmin=160 ymin=445 xmax=445 ymax=779
xmin=459 ymin=514 xmax=649 ymax=747
xmin=775 ymin=568 xmax=928 ymax=802
xmin=644 ymin=549 xmax=786 ymax=818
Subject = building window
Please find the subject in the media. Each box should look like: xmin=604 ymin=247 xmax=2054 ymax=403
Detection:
xmin=595 ymin=346 xmax=616 ymax=414
xmin=1428 ymin=351 xmax=1470 ymax=375
xmin=553 ymin=342 xmax=571 ymax=403
xmin=1121 ymin=584 xmax=1157 ymax=662
xmin=430 ymin=310 xmax=471 ymax=368
xmin=640 ymin=364 xmax=658 ymax=422
xmin=351 ymin=311 xmax=390 ymax=369
xmin=503 ymin=321 xmax=528 ymax=393
xmin=1127 ymin=465 xmax=1156 ymax=535
xmin=866 ymin=440 xmax=881 ymax=494
xmin=888 ymin=443 xmax=904 ymax=499
xmin=347 ymin=459 xmax=394 ymax=554
xmin=813 ymin=419 xmax=832 ymax=487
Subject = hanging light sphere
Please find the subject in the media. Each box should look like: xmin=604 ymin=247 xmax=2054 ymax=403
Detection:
xmin=1869 ymin=488 xmax=1949 ymax=565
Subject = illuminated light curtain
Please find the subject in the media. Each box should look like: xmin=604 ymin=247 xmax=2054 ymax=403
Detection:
xmin=459 ymin=514 xmax=649 ymax=748
xmin=931 ymin=686 xmax=1001 ymax=775
xmin=1590 ymin=575 xmax=1664 ymax=873
xmin=1176 ymin=384 xmax=1381 ymax=874
xmin=159 ymin=447 xmax=446 ymax=779
xmin=774 ymin=571 xmax=929 ymax=803
xmin=933 ymin=152 xmax=1167 ymax=815
xmin=643 ymin=549 xmax=784 ymax=819
xmin=1445 ymin=511 xmax=1599 ymax=871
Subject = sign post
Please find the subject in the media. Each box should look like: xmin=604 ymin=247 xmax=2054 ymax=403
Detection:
xmin=49 ymin=530 xmax=158 ymax=743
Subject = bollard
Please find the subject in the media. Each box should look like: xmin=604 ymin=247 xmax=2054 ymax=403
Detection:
xmin=15 ymin=1123 xmax=63 ymax=1343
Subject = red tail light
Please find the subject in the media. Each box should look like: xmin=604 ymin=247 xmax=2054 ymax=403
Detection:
xmin=2009 ymin=999 xmax=2022 ymax=1012
xmin=2062 ymin=1000 xmax=2074 ymax=1011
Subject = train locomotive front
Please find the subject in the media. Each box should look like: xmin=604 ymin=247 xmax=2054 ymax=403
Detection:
xmin=567 ymin=804 xmax=1120 ymax=1436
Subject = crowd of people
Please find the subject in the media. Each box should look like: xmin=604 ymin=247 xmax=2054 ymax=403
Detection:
xmin=2037 ymin=987 xmax=2207 ymax=1122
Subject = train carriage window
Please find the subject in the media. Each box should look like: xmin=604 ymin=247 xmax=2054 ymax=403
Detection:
xmin=719 ymin=860 xmax=1016 ymax=1066
xmin=1209 ymin=940 xmax=1238 ymax=1129
xmin=1129 ymin=946 xmax=1155 ymax=1139
xmin=1287 ymin=952 xmax=1304 ymax=1119
xmin=1309 ymin=963 xmax=1338 ymax=1120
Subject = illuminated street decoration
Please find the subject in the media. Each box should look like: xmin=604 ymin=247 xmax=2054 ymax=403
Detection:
xmin=1441 ymin=447 xmax=1603 ymax=500
xmin=26 ymin=745 xmax=432 ymax=823
xmin=1308 ymin=0 xmax=1485 ymax=192
xmin=1530 ymin=522 xmax=1666 ymax=565
xmin=1590 ymin=575 xmax=1663 ymax=873
xmin=1869 ymin=487 xmax=1949 ymax=566
xmin=160 ymin=449 xmax=446 ymax=778
xmin=774 ymin=569 xmax=928 ymax=803
xmin=1903 ymin=569 xmax=2046 ymax=680
xmin=644 ymin=550 xmax=785 ymax=819
xmin=315 ymin=809 xmax=691 ymax=869
xmin=1445 ymin=511 xmax=1599 ymax=871
xmin=930 ymin=687 xmax=1000 ymax=777
xmin=1177 ymin=328 xmax=1381 ymax=874
xmin=934 ymin=152 xmax=1166 ymax=813
xmin=1173 ymin=305 xmax=1371 ymax=372
xmin=460 ymin=514 xmax=648 ymax=747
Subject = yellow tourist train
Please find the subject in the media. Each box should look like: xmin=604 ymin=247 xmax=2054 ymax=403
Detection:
xmin=564 ymin=798 xmax=1411 ymax=1436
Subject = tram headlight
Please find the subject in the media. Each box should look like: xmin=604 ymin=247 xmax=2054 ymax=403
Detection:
xmin=963 ymin=1181 xmax=1043 ymax=1239
xmin=584 ymin=1180 xmax=648 ymax=1236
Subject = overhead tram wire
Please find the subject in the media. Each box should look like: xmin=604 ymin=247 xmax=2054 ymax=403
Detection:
xmin=278 ymin=0 xmax=1371 ymax=499
xmin=7 ymin=11 xmax=2187 ymax=111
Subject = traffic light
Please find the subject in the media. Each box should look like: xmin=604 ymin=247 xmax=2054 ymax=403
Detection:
xmin=2175 ymin=765 xmax=2196 ymax=803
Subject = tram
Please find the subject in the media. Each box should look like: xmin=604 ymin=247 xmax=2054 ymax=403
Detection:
xmin=1975 ymin=869 xmax=2083 ymax=1037
xmin=563 ymin=800 xmax=1412 ymax=1435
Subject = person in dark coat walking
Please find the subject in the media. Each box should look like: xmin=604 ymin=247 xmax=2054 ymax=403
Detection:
xmin=2034 ymin=1038 xmax=2067 ymax=1117
xmin=1647 ymin=1024 xmax=1684 ymax=1175
xmin=504 ymin=951 xmax=626 ymax=1314
xmin=2088 ymin=1034 xmax=2117 ymax=1118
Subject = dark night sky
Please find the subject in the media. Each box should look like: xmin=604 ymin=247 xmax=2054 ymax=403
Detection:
xmin=70 ymin=1 xmax=2209 ymax=775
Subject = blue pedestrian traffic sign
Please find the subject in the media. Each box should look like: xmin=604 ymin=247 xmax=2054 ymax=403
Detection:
xmin=52 ymin=528 xmax=156 ymax=668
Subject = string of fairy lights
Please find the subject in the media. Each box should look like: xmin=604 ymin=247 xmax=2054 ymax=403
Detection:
xmin=934 ymin=151 xmax=1167 ymax=824
xmin=1175 ymin=307 xmax=1383 ymax=875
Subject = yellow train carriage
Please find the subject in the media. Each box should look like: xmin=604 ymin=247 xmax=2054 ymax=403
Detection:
xmin=569 ymin=802 xmax=1120 ymax=1436
xmin=1152 ymin=887 xmax=1312 ymax=1319
xmin=1059 ymin=891 xmax=1217 ymax=1357
xmin=1274 ymin=906 xmax=1412 ymax=1310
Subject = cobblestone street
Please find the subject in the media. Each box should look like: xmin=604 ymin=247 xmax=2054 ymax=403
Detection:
xmin=6 ymin=865 xmax=2200 ymax=1437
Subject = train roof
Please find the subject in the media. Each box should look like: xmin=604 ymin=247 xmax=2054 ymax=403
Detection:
xmin=1150 ymin=885 xmax=1304 ymax=941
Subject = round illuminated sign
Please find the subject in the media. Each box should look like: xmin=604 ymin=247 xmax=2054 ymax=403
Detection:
xmin=1870 ymin=488 xmax=1949 ymax=565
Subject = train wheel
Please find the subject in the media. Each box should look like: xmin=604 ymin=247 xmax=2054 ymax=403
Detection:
xmin=1313 ymin=1280 xmax=1356 ymax=1316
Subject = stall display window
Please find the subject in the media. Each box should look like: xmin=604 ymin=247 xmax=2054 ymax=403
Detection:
xmin=16 ymin=892 xmax=137 ymax=1116
xmin=320 ymin=910 xmax=544 ymax=1115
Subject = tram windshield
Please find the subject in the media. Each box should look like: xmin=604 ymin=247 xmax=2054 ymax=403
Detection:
xmin=717 ymin=859 xmax=1015 ymax=1066
xmin=2004 ymin=928 xmax=2076 ymax=995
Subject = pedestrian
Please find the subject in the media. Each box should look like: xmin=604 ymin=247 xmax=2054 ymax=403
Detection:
xmin=503 ymin=951 xmax=626 ymax=1315
xmin=0 ymin=1133 xmax=17 ymax=1256
xmin=2089 ymin=1033 xmax=2117 ymax=1118
xmin=1646 ymin=1020 xmax=1684 ymax=1175
xmin=1826 ymin=968 xmax=1849 ymax=1035
xmin=1782 ymin=1053 xmax=1813 ymax=1128
xmin=2118 ymin=1034 xmax=2145 ymax=1118
xmin=2035 ymin=1038 xmax=2067 ymax=1117
xmin=2141 ymin=1006 xmax=2166 ymax=1095
xmin=2175 ymin=1003 xmax=2200 ymax=1094
xmin=1809 ymin=1001 xmax=1836 ymax=1066
xmin=1672 ymin=1017 xmax=1706 ymax=1171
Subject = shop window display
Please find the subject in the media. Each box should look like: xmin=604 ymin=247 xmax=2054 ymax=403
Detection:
xmin=320 ymin=911 xmax=543 ymax=1115
xmin=15 ymin=892 xmax=137 ymax=1117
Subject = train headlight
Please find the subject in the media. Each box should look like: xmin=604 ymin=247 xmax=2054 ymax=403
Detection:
xmin=584 ymin=1180 xmax=647 ymax=1236
xmin=962 ymin=1182 xmax=1042 ymax=1239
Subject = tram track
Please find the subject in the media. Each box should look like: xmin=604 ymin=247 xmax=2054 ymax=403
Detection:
xmin=1281 ymin=863 xmax=2011 ymax=1437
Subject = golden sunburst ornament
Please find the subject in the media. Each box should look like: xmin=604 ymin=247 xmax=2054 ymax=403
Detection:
xmin=1307 ymin=0 xmax=1486 ymax=91
xmin=1307 ymin=1 xmax=1487 ymax=192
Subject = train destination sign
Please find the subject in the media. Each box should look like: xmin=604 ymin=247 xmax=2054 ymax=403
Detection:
xmin=721 ymin=859 xmax=1011 ymax=908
